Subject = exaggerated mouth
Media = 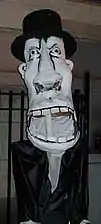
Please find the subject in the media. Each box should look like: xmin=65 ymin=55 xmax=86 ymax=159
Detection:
xmin=28 ymin=106 xmax=74 ymax=118
xmin=27 ymin=106 xmax=78 ymax=143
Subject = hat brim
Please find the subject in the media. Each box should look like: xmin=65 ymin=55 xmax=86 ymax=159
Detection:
xmin=11 ymin=30 xmax=77 ymax=62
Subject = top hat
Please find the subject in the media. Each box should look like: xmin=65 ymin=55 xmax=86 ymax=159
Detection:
xmin=11 ymin=9 xmax=77 ymax=62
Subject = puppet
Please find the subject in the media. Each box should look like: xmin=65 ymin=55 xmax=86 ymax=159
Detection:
xmin=11 ymin=9 xmax=90 ymax=224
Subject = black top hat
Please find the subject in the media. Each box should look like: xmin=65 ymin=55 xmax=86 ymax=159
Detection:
xmin=11 ymin=9 xmax=77 ymax=62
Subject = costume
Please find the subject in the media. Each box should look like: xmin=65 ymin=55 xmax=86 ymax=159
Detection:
xmin=11 ymin=9 xmax=90 ymax=224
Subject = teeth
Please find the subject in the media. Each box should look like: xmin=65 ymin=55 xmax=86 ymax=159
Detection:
xmin=51 ymin=107 xmax=59 ymax=114
xmin=33 ymin=110 xmax=41 ymax=116
xmin=35 ymin=134 xmax=74 ymax=143
xmin=60 ymin=107 xmax=68 ymax=112
xmin=58 ymin=137 xmax=67 ymax=143
xmin=42 ymin=109 xmax=50 ymax=116
xmin=32 ymin=107 xmax=74 ymax=117
xmin=68 ymin=107 xmax=74 ymax=113
xmin=66 ymin=135 xmax=74 ymax=141
xmin=47 ymin=136 xmax=57 ymax=142
xmin=37 ymin=134 xmax=46 ymax=141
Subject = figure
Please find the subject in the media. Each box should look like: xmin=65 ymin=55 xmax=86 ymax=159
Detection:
xmin=11 ymin=9 xmax=90 ymax=224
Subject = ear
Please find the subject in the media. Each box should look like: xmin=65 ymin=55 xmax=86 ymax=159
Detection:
xmin=18 ymin=63 xmax=27 ymax=79
xmin=65 ymin=59 xmax=74 ymax=71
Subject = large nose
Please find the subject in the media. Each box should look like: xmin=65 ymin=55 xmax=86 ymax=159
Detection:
xmin=33 ymin=41 xmax=62 ymax=94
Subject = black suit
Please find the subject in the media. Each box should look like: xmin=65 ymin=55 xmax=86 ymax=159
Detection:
xmin=12 ymin=139 xmax=89 ymax=224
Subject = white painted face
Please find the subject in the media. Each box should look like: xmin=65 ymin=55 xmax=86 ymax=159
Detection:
xmin=18 ymin=36 xmax=79 ymax=153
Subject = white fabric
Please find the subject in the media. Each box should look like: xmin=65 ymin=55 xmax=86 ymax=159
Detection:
xmin=68 ymin=220 xmax=90 ymax=224
xmin=80 ymin=220 xmax=90 ymax=224
xmin=18 ymin=37 xmax=79 ymax=153
xmin=28 ymin=126 xmax=80 ymax=153
xmin=47 ymin=152 xmax=63 ymax=192
xmin=20 ymin=221 xmax=41 ymax=224
xmin=20 ymin=219 xmax=90 ymax=224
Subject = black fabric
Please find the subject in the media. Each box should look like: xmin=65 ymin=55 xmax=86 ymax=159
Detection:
xmin=12 ymin=139 xmax=89 ymax=224
xmin=11 ymin=9 xmax=77 ymax=62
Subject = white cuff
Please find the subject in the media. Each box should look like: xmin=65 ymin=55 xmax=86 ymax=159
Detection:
xmin=80 ymin=220 xmax=90 ymax=224
xmin=20 ymin=221 xmax=41 ymax=224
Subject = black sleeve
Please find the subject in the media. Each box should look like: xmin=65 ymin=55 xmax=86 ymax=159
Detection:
xmin=69 ymin=139 xmax=89 ymax=224
xmin=11 ymin=140 xmax=48 ymax=223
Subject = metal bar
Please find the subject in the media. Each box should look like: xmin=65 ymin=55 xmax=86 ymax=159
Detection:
xmin=6 ymin=91 xmax=13 ymax=224
xmin=83 ymin=72 xmax=90 ymax=216
xmin=20 ymin=91 xmax=25 ymax=141
xmin=84 ymin=71 xmax=90 ymax=147
xmin=0 ymin=108 xmax=27 ymax=111
xmin=0 ymin=92 xmax=27 ymax=96
xmin=73 ymin=89 xmax=84 ymax=139
xmin=79 ymin=93 xmax=84 ymax=139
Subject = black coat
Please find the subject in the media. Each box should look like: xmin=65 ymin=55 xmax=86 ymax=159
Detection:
xmin=12 ymin=138 xmax=89 ymax=224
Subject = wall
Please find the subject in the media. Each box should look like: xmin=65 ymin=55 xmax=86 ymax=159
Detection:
xmin=72 ymin=38 xmax=101 ymax=151
xmin=88 ymin=154 xmax=101 ymax=224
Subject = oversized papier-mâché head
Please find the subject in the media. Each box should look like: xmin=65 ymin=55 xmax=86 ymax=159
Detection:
xmin=11 ymin=9 xmax=80 ymax=153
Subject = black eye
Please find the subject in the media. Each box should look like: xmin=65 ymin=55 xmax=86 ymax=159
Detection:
xmin=31 ymin=50 xmax=36 ymax=55
xmin=31 ymin=49 xmax=38 ymax=55
xmin=29 ymin=48 xmax=40 ymax=61
xmin=50 ymin=47 xmax=61 ymax=57
xmin=55 ymin=49 xmax=60 ymax=53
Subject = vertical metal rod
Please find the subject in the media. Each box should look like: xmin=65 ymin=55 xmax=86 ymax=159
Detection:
xmin=79 ymin=93 xmax=84 ymax=139
xmin=83 ymin=72 xmax=90 ymax=216
xmin=84 ymin=71 xmax=90 ymax=148
xmin=20 ymin=91 xmax=25 ymax=141
xmin=6 ymin=91 xmax=13 ymax=224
